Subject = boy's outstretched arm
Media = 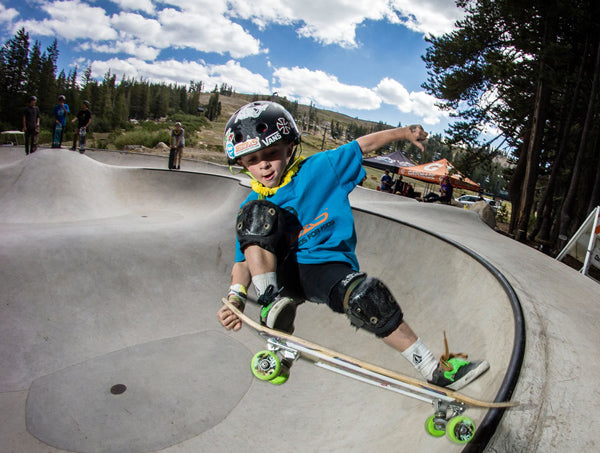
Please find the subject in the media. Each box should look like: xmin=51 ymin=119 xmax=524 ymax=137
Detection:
xmin=356 ymin=125 xmax=427 ymax=154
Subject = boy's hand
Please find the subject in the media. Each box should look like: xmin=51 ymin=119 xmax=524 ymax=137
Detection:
xmin=217 ymin=297 xmax=243 ymax=331
xmin=407 ymin=125 xmax=428 ymax=151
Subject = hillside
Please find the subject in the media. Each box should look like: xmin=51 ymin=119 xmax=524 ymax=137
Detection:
xmin=192 ymin=92 xmax=388 ymax=160
xmin=102 ymin=92 xmax=394 ymax=191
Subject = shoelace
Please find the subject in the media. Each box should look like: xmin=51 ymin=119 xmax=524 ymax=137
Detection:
xmin=439 ymin=331 xmax=469 ymax=372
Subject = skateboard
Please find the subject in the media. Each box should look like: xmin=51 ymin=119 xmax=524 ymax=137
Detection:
xmin=222 ymin=298 xmax=517 ymax=444
xmin=52 ymin=123 xmax=62 ymax=148
xmin=168 ymin=147 xmax=176 ymax=169
xmin=79 ymin=127 xmax=86 ymax=153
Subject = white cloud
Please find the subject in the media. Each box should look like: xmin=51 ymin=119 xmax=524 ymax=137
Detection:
xmin=375 ymin=77 xmax=450 ymax=125
xmin=7 ymin=0 xmax=462 ymax=60
xmin=10 ymin=0 xmax=262 ymax=60
xmin=374 ymin=78 xmax=412 ymax=113
xmin=110 ymin=12 xmax=162 ymax=39
xmin=273 ymin=66 xmax=381 ymax=110
xmin=0 ymin=4 xmax=19 ymax=23
xmin=110 ymin=0 xmax=155 ymax=14
xmin=270 ymin=67 xmax=448 ymax=124
xmin=155 ymin=8 xmax=262 ymax=58
xmin=16 ymin=0 xmax=117 ymax=41
xmin=407 ymin=91 xmax=448 ymax=125
xmin=89 ymin=58 xmax=269 ymax=94
xmin=207 ymin=60 xmax=270 ymax=94
xmin=389 ymin=0 xmax=465 ymax=36
xmin=231 ymin=0 xmax=389 ymax=48
xmin=80 ymin=40 xmax=160 ymax=61
xmin=230 ymin=0 xmax=463 ymax=48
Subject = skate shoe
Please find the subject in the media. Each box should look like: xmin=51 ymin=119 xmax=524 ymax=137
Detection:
xmin=428 ymin=332 xmax=490 ymax=391
xmin=257 ymin=285 xmax=296 ymax=334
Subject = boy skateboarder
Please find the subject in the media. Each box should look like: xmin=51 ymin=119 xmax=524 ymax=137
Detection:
xmin=51 ymin=95 xmax=70 ymax=148
xmin=23 ymin=95 xmax=40 ymax=155
xmin=216 ymin=101 xmax=489 ymax=390
xmin=169 ymin=122 xmax=185 ymax=169
xmin=71 ymin=101 xmax=92 ymax=152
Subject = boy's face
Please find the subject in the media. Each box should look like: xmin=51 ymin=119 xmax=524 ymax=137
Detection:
xmin=238 ymin=141 xmax=294 ymax=188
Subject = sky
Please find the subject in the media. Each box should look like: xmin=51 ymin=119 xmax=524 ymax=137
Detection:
xmin=0 ymin=0 xmax=466 ymax=135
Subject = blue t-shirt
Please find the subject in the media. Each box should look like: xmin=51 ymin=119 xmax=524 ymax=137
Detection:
xmin=52 ymin=103 xmax=70 ymax=126
xmin=235 ymin=140 xmax=366 ymax=270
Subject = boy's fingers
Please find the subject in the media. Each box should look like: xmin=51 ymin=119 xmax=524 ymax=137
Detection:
xmin=218 ymin=307 xmax=242 ymax=330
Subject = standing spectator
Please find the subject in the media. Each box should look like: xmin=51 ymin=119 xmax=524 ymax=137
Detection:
xmin=51 ymin=95 xmax=70 ymax=148
xmin=70 ymin=101 xmax=92 ymax=151
xmin=170 ymin=122 xmax=185 ymax=170
xmin=22 ymin=95 xmax=40 ymax=155
xmin=380 ymin=170 xmax=393 ymax=192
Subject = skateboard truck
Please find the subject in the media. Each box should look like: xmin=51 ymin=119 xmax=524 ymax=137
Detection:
xmin=249 ymin=335 xmax=298 ymax=385
xmin=426 ymin=399 xmax=474 ymax=443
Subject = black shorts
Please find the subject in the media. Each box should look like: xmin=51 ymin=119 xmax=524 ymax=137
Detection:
xmin=277 ymin=259 xmax=354 ymax=313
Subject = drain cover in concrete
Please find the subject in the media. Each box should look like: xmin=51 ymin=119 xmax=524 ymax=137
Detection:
xmin=26 ymin=330 xmax=251 ymax=453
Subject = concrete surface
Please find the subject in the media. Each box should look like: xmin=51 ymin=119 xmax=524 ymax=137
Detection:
xmin=1 ymin=146 xmax=599 ymax=452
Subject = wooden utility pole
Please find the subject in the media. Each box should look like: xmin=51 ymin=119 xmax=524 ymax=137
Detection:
xmin=321 ymin=126 xmax=329 ymax=150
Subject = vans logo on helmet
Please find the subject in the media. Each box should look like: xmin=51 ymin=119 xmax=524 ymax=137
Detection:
xmin=262 ymin=131 xmax=282 ymax=147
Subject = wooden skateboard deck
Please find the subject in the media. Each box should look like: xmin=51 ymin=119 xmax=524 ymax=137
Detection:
xmin=222 ymin=298 xmax=517 ymax=444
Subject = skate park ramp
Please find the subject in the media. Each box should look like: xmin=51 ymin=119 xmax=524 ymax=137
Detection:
xmin=1 ymin=148 xmax=599 ymax=452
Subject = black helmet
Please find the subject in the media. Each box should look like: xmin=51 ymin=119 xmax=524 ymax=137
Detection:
xmin=223 ymin=101 xmax=300 ymax=165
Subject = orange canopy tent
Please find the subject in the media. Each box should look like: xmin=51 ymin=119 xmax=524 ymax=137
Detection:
xmin=398 ymin=158 xmax=480 ymax=191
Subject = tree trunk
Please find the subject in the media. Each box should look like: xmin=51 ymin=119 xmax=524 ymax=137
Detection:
xmin=558 ymin=39 xmax=600 ymax=246
xmin=588 ymin=132 xmax=600 ymax=212
xmin=508 ymin=136 xmax=529 ymax=235
xmin=515 ymin=76 xmax=549 ymax=242
xmin=529 ymin=42 xmax=587 ymax=243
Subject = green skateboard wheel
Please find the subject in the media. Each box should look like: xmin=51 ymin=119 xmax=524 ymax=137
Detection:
xmin=446 ymin=415 xmax=475 ymax=444
xmin=269 ymin=372 xmax=289 ymax=385
xmin=269 ymin=363 xmax=290 ymax=385
xmin=251 ymin=350 xmax=281 ymax=381
xmin=425 ymin=415 xmax=446 ymax=437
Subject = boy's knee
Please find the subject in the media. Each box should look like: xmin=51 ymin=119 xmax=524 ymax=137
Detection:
xmin=332 ymin=273 xmax=404 ymax=337
xmin=237 ymin=200 xmax=286 ymax=255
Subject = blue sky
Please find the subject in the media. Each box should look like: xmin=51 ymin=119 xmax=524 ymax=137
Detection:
xmin=0 ymin=0 xmax=466 ymax=135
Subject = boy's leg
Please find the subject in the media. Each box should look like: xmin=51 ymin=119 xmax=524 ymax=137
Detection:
xmin=24 ymin=132 xmax=31 ymax=155
xmin=237 ymin=200 xmax=297 ymax=333
xmin=244 ymin=245 xmax=297 ymax=333
xmin=32 ymin=129 xmax=38 ymax=152
xmin=177 ymin=147 xmax=183 ymax=167
xmin=331 ymin=272 xmax=489 ymax=390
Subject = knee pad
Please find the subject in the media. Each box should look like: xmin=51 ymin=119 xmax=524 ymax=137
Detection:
xmin=236 ymin=200 xmax=285 ymax=255
xmin=340 ymin=273 xmax=403 ymax=338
